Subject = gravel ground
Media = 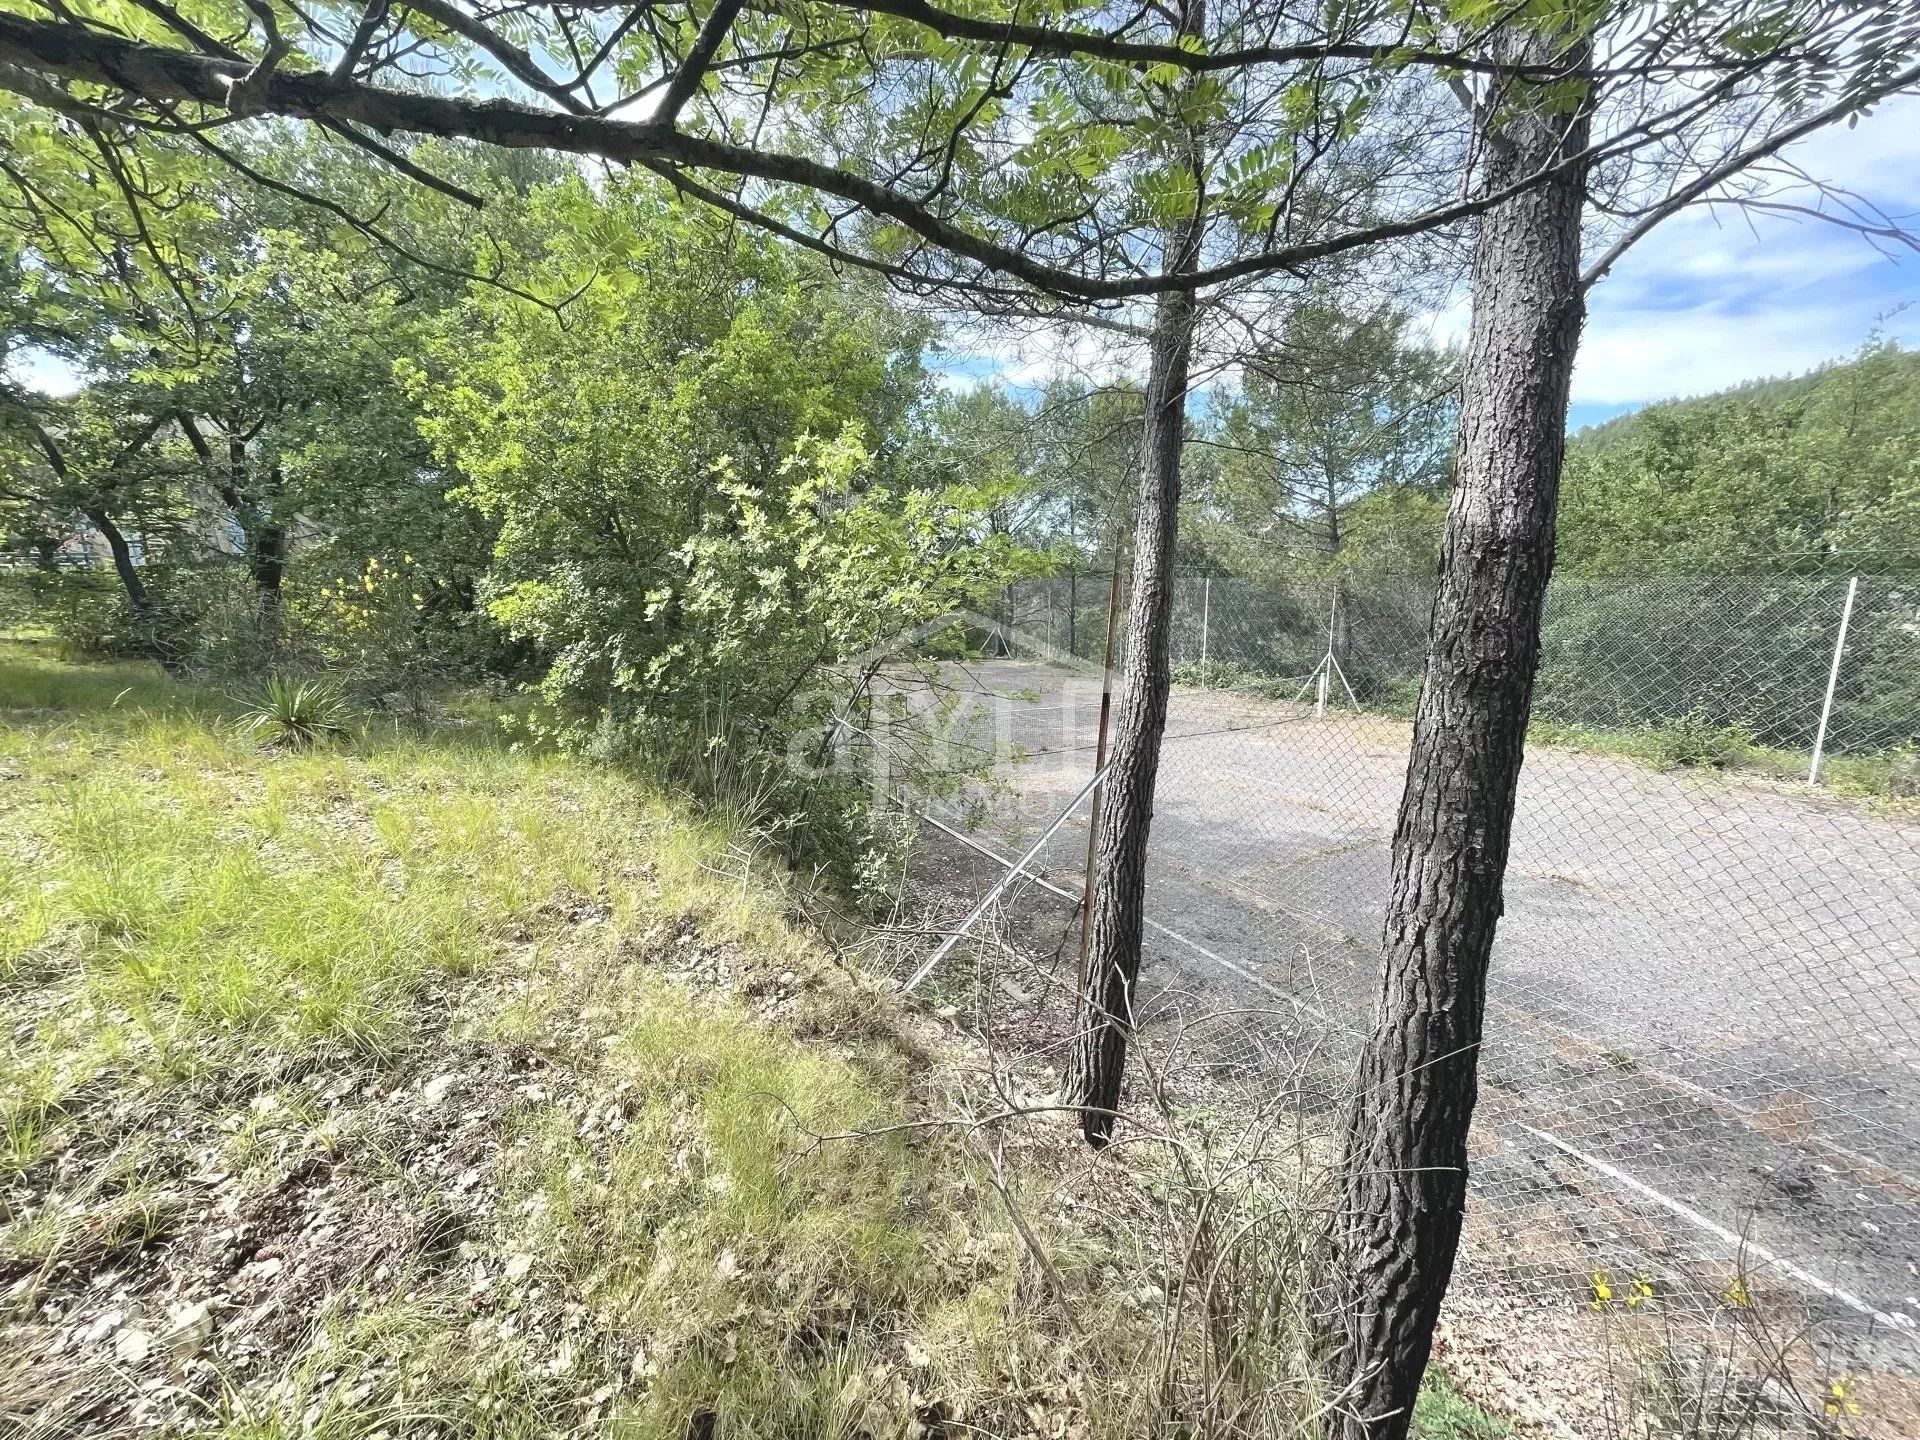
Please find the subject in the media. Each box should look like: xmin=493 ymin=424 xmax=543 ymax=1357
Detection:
xmin=902 ymin=658 xmax=1920 ymax=1391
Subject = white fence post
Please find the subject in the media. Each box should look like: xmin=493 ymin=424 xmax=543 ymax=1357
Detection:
xmin=1808 ymin=576 xmax=1860 ymax=787
xmin=1200 ymin=576 xmax=1211 ymax=672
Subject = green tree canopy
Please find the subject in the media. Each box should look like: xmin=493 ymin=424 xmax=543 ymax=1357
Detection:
xmin=1560 ymin=339 xmax=1920 ymax=574
xmin=408 ymin=179 xmax=1042 ymax=748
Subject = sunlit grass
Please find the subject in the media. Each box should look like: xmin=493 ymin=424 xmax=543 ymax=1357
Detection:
xmin=1 ymin=643 xmax=1514 ymax=1440
xmin=2 ymin=649 xmax=1054 ymax=1439
xmin=0 ymin=642 xmax=796 ymax=1181
xmin=1528 ymin=713 xmax=1919 ymax=809
xmin=480 ymin=977 xmax=983 ymax=1440
xmin=1413 ymin=1373 xmax=1513 ymax=1439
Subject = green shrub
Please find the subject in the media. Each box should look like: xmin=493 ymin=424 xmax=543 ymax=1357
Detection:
xmin=1170 ymin=657 xmax=1314 ymax=701
xmin=1643 ymin=710 xmax=1754 ymax=771
xmin=1413 ymin=1373 xmax=1511 ymax=1439
xmin=1172 ymin=657 xmax=1265 ymax=690
xmin=235 ymin=676 xmax=355 ymax=750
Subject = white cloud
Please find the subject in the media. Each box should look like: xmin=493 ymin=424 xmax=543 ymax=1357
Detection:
xmin=1573 ymin=304 xmax=1906 ymax=407
xmin=935 ymin=314 xmax=1147 ymax=393
xmin=1573 ymin=94 xmax=1920 ymax=409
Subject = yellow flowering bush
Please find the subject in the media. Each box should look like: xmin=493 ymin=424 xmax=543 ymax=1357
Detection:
xmin=292 ymin=553 xmax=445 ymax=710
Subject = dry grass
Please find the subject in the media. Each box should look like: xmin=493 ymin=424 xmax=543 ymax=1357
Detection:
xmin=0 ymin=642 xmax=1526 ymax=1439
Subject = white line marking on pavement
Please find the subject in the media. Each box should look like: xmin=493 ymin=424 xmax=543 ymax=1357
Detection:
xmin=918 ymin=809 xmax=1919 ymax=1337
xmin=1514 ymin=1124 xmax=1916 ymax=1333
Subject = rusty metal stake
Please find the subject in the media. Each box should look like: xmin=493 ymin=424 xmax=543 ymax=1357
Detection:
xmin=1075 ymin=539 xmax=1125 ymax=1003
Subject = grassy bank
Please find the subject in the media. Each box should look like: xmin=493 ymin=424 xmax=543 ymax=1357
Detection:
xmin=0 ymin=643 xmax=1508 ymax=1438
xmin=1526 ymin=714 xmax=1918 ymax=807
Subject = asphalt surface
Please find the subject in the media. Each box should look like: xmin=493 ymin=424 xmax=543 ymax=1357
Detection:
xmin=906 ymin=658 xmax=1920 ymax=1368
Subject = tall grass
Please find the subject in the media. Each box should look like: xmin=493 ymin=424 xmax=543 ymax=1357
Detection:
xmin=0 ymin=642 xmax=793 ymax=1180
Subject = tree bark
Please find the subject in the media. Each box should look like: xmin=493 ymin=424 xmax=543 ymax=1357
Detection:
xmin=1073 ymin=237 xmax=1201 ymax=1146
xmin=250 ymin=518 xmax=288 ymax=635
xmin=1073 ymin=285 xmax=1195 ymax=1144
xmin=83 ymin=504 xmax=183 ymax=674
xmin=83 ymin=505 xmax=151 ymax=616
xmin=212 ymin=432 xmax=288 ymax=638
xmin=1328 ymin=24 xmax=1593 ymax=1440
xmin=1070 ymin=0 xmax=1207 ymax=1148
xmin=246 ymin=462 xmax=288 ymax=639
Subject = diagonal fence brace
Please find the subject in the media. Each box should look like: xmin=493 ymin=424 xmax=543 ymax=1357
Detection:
xmin=901 ymin=759 xmax=1113 ymax=993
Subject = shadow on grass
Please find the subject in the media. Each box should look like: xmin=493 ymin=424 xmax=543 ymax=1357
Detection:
xmin=0 ymin=638 xmax=214 ymax=724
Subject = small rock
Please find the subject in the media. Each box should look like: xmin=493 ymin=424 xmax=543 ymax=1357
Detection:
xmin=162 ymin=1300 xmax=215 ymax=1361
xmin=422 ymin=1074 xmax=458 ymax=1106
xmin=80 ymin=1308 xmax=125 ymax=1346
xmin=115 ymin=1328 xmax=153 ymax=1364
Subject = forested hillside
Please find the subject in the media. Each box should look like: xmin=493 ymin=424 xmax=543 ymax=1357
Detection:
xmin=1559 ymin=341 xmax=1920 ymax=573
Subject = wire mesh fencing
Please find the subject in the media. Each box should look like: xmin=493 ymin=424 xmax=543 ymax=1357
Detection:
xmin=878 ymin=565 xmax=1920 ymax=1431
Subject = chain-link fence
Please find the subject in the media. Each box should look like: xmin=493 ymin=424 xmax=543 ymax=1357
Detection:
xmin=885 ymin=565 xmax=1920 ymax=1432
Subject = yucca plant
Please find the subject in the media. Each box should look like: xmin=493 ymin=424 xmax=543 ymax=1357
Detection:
xmin=236 ymin=676 xmax=355 ymax=751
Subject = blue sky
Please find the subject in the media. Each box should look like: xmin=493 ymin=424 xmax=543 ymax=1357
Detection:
xmin=1566 ymin=93 xmax=1920 ymax=431
xmin=942 ymin=94 xmax=1920 ymax=434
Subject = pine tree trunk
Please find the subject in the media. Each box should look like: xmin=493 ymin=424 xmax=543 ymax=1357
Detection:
xmin=1073 ymin=265 xmax=1197 ymax=1146
xmin=1070 ymin=0 xmax=1207 ymax=1147
xmin=1328 ymin=26 xmax=1593 ymax=1440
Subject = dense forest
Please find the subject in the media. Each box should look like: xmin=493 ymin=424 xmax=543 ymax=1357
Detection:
xmin=0 ymin=126 xmax=1467 ymax=725
xmin=1560 ymin=340 xmax=1920 ymax=573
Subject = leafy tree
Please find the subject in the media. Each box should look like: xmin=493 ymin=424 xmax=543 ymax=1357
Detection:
xmin=409 ymin=181 xmax=1039 ymax=758
xmin=0 ymin=378 xmax=198 ymax=660
xmin=1560 ymin=339 xmax=1920 ymax=572
xmin=4 ymin=6 xmax=1918 ymax=1435
xmin=1197 ymin=299 xmax=1455 ymax=582
xmin=1009 ymin=380 xmax=1148 ymax=571
xmin=0 ymin=117 xmax=528 ymax=679
xmin=1540 ymin=340 xmax=1920 ymax=762
xmin=912 ymin=384 xmax=1055 ymax=540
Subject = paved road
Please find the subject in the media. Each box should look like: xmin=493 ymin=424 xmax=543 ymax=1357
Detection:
xmin=908 ymin=658 xmax=1920 ymax=1367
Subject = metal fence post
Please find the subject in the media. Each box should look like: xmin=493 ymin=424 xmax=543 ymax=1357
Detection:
xmin=1200 ymin=576 xmax=1211 ymax=673
xmin=1067 ymin=565 xmax=1077 ymax=657
xmin=1808 ymin=576 xmax=1860 ymax=786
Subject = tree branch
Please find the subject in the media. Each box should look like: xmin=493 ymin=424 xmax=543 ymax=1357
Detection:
xmin=0 ymin=12 xmax=1670 ymax=304
xmin=1581 ymin=63 xmax=1920 ymax=291
xmin=654 ymin=0 xmax=743 ymax=127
